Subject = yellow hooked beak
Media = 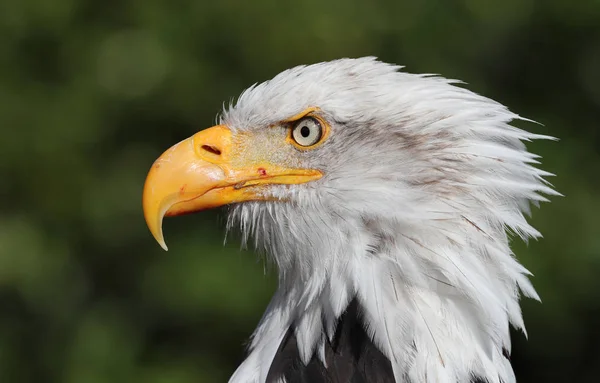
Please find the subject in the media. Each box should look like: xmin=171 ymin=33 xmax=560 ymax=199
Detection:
xmin=142 ymin=125 xmax=322 ymax=250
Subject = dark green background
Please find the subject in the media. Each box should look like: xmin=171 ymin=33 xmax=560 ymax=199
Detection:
xmin=1 ymin=0 xmax=599 ymax=382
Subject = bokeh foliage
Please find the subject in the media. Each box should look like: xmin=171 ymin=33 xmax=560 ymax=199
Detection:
xmin=1 ymin=0 xmax=599 ymax=382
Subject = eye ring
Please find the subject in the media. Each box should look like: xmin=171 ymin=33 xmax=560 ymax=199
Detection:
xmin=291 ymin=117 xmax=322 ymax=147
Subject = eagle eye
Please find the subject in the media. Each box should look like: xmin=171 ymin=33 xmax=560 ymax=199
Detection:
xmin=291 ymin=117 xmax=322 ymax=147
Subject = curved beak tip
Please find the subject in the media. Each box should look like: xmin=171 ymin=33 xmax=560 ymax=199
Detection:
xmin=158 ymin=239 xmax=169 ymax=252
xmin=146 ymin=206 xmax=169 ymax=251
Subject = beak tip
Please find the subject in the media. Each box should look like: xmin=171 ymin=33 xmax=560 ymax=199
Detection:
xmin=159 ymin=240 xmax=169 ymax=252
xmin=152 ymin=226 xmax=169 ymax=251
xmin=145 ymin=209 xmax=169 ymax=251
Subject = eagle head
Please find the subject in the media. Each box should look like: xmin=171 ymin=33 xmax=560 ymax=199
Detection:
xmin=143 ymin=57 xmax=557 ymax=383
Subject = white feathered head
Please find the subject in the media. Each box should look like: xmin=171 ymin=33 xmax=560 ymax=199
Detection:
xmin=143 ymin=57 xmax=557 ymax=383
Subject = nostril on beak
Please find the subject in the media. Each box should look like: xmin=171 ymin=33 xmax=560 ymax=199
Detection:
xmin=201 ymin=145 xmax=222 ymax=156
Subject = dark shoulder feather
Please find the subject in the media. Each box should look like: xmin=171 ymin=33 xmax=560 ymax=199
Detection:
xmin=266 ymin=298 xmax=396 ymax=383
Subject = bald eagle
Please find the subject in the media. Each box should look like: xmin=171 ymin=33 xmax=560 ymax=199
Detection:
xmin=143 ymin=58 xmax=557 ymax=383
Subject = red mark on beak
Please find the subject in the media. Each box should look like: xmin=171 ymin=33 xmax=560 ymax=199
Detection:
xmin=258 ymin=168 xmax=267 ymax=176
xmin=179 ymin=184 xmax=187 ymax=194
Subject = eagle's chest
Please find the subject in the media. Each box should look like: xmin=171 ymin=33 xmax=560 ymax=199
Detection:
xmin=266 ymin=299 xmax=395 ymax=383
xmin=264 ymin=299 xmax=498 ymax=383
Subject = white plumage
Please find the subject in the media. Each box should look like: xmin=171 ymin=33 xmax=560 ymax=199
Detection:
xmin=220 ymin=58 xmax=558 ymax=383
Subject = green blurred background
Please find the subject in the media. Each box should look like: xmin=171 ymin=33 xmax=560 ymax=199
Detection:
xmin=1 ymin=0 xmax=599 ymax=382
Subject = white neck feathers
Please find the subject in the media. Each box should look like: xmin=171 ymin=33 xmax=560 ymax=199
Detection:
xmin=229 ymin=196 xmax=547 ymax=383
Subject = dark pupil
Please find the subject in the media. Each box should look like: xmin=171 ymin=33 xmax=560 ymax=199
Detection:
xmin=300 ymin=126 xmax=311 ymax=138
